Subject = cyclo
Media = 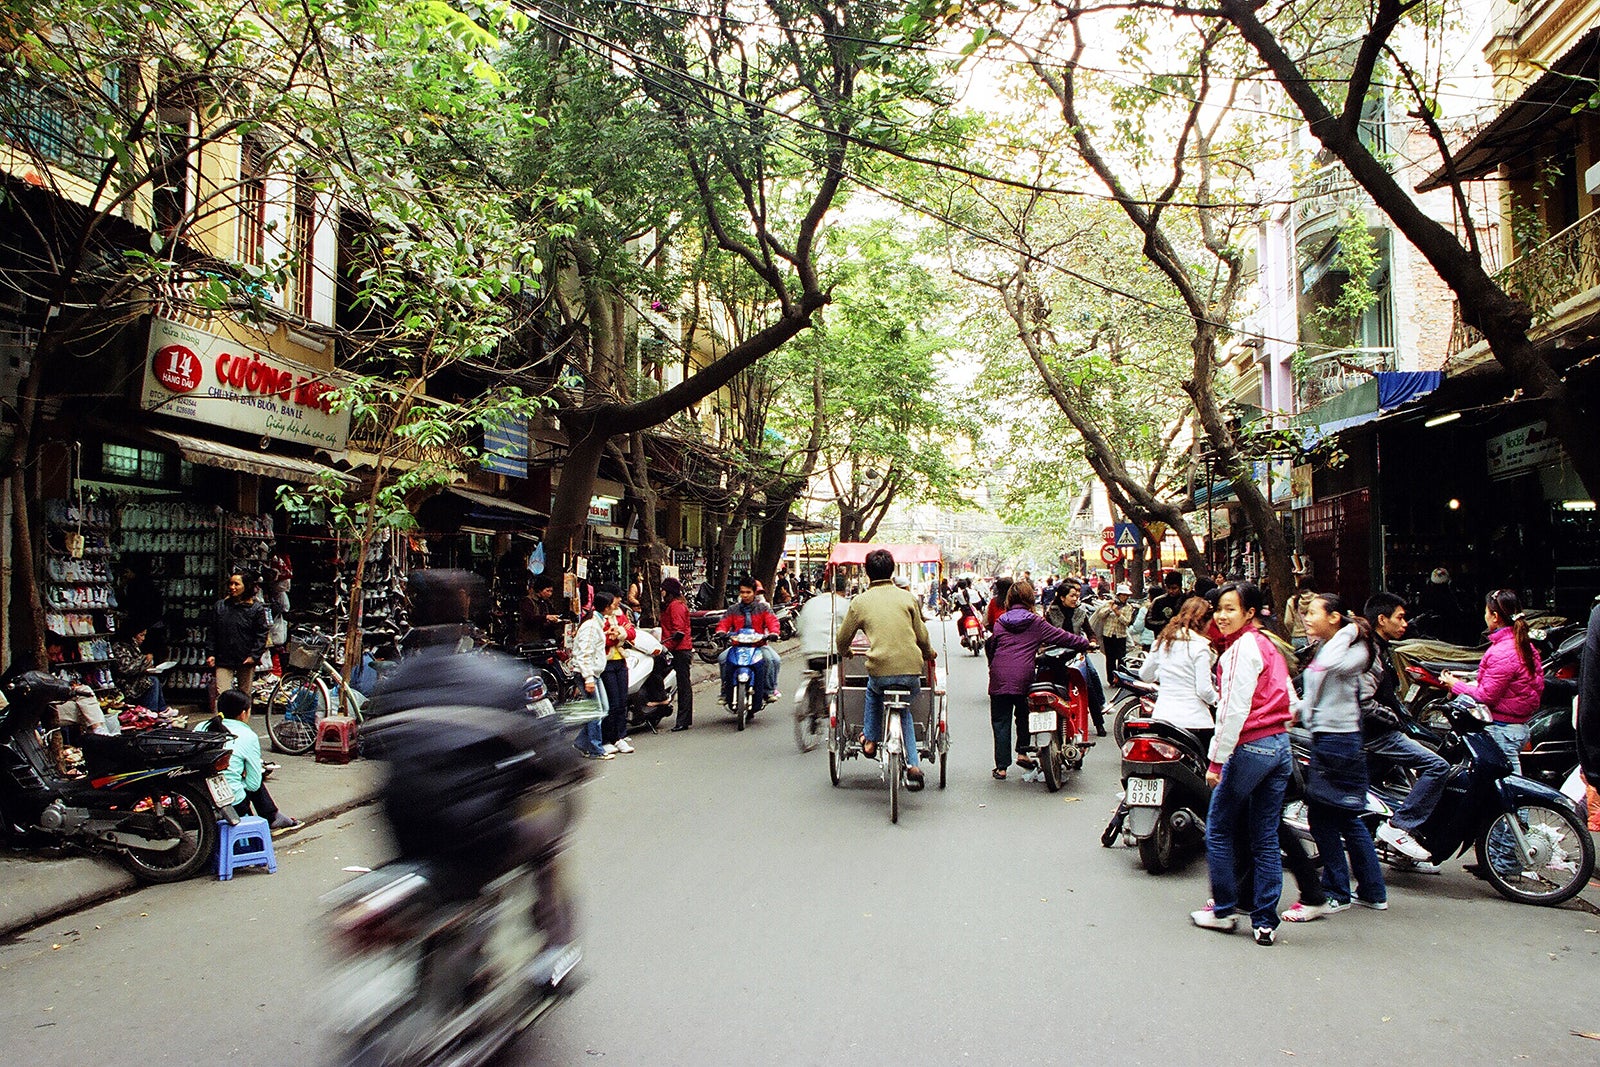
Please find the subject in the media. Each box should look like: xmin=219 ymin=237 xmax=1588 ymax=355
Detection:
xmin=827 ymin=636 xmax=949 ymax=823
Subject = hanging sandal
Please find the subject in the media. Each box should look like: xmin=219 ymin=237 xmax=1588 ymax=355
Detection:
xmin=1015 ymin=755 xmax=1037 ymax=771
xmin=905 ymin=767 xmax=925 ymax=791
xmin=859 ymin=734 xmax=876 ymax=758
xmin=992 ymin=768 xmax=1007 ymax=780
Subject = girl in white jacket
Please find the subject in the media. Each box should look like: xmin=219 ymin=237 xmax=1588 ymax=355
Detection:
xmin=1138 ymin=597 xmax=1218 ymax=747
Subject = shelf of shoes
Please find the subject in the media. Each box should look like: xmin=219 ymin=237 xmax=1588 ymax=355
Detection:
xmin=42 ymin=500 xmax=119 ymax=690
xmin=116 ymin=501 xmax=222 ymax=694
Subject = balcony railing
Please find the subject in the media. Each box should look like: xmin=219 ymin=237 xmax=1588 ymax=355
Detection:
xmin=1295 ymin=163 xmax=1369 ymax=234
xmin=1448 ymin=207 xmax=1600 ymax=356
xmin=1296 ymin=346 xmax=1395 ymax=409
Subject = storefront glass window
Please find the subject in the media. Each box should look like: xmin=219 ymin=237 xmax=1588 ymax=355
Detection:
xmin=101 ymin=444 xmax=167 ymax=483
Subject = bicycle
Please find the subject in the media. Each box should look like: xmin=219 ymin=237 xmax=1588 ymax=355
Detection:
xmin=263 ymin=628 xmax=367 ymax=755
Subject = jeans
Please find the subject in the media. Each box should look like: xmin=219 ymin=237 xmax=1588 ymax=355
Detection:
xmin=1484 ymin=722 xmax=1531 ymax=874
xmin=763 ymin=646 xmax=781 ymax=697
xmin=990 ymin=693 xmax=1028 ymax=770
xmin=865 ymin=674 xmax=921 ymax=768
xmin=1203 ymin=732 xmax=1291 ymax=929
xmin=671 ymin=650 xmax=694 ymax=727
xmin=1307 ymin=731 xmax=1385 ymax=905
xmin=1102 ymin=636 xmax=1128 ymax=680
xmin=600 ymin=659 xmax=629 ymax=745
xmin=1365 ymin=729 xmax=1451 ymax=834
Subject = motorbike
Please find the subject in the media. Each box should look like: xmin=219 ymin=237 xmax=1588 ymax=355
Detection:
xmin=722 ymin=628 xmax=769 ymax=731
xmin=1108 ymin=672 xmax=1158 ymax=745
xmin=958 ymin=610 xmax=985 ymax=656
xmin=0 ymin=671 xmax=237 ymax=883
xmin=622 ymin=628 xmax=678 ymax=732
xmin=794 ymin=655 xmax=829 ymax=753
xmin=1110 ymin=717 xmax=1212 ymax=873
xmin=1027 ymin=645 xmax=1095 ymax=792
xmin=690 ymin=608 xmax=728 ymax=664
xmin=511 ymin=640 xmax=580 ymax=705
xmin=326 ymin=711 xmax=586 ymax=1067
xmin=1285 ymin=702 xmax=1594 ymax=907
xmin=773 ymin=602 xmax=797 ymax=641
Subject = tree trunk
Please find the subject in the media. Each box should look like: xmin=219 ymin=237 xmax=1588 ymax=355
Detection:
xmin=752 ymin=482 xmax=800 ymax=592
xmin=6 ymin=358 xmax=48 ymax=670
xmin=546 ymin=427 xmax=607 ymax=574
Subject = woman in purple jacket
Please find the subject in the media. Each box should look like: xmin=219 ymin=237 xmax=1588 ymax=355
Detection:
xmin=988 ymin=580 xmax=1090 ymax=779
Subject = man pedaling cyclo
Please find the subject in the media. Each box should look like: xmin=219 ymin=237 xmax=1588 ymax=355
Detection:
xmin=365 ymin=569 xmax=587 ymax=975
xmin=717 ymin=575 xmax=782 ymax=711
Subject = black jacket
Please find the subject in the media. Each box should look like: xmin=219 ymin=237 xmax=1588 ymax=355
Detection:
xmin=1578 ymin=603 xmax=1600 ymax=790
xmin=206 ymin=596 xmax=268 ymax=666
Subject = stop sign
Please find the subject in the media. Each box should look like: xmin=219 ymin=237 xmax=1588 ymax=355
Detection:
xmin=1102 ymin=526 xmax=1115 ymax=543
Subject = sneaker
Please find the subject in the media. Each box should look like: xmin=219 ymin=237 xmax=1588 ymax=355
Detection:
xmin=1281 ymin=901 xmax=1335 ymax=923
xmin=601 ymin=744 xmax=618 ymax=755
xmin=1253 ymin=925 xmax=1278 ymax=946
xmin=1353 ymin=897 xmax=1388 ymax=910
xmin=1190 ymin=905 xmax=1237 ymax=932
xmin=576 ymin=747 xmax=614 ymax=760
xmin=1322 ymin=899 xmax=1353 ymax=915
xmin=1376 ymin=823 xmax=1432 ymax=862
xmin=613 ymin=738 xmax=635 ymax=754
xmin=1388 ymin=856 xmax=1443 ymax=876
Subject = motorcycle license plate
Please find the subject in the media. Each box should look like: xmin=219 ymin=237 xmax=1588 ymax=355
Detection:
xmin=1126 ymin=777 xmax=1165 ymax=807
xmin=205 ymin=775 xmax=234 ymax=807
xmin=1027 ymin=711 xmax=1056 ymax=734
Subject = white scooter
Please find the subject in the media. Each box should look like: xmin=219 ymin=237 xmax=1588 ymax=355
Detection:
xmin=623 ymin=628 xmax=678 ymax=732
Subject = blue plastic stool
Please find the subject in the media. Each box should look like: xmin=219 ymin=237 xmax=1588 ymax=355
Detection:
xmin=216 ymin=815 xmax=277 ymax=880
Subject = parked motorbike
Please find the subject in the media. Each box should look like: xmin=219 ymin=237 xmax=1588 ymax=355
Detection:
xmin=1027 ymin=645 xmax=1095 ymax=792
xmin=1286 ymin=702 xmax=1594 ymax=906
xmin=512 ymin=640 xmax=580 ymax=705
xmin=0 ymin=671 xmax=237 ymax=883
xmin=773 ymin=602 xmax=797 ymax=641
xmin=958 ymin=611 xmax=985 ymax=656
xmin=1111 ymin=717 xmax=1212 ymax=873
xmin=623 ymin=628 xmax=678 ymax=732
xmin=722 ymin=628 xmax=768 ymax=731
xmin=690 ymin=608 xmax=728 ymax=664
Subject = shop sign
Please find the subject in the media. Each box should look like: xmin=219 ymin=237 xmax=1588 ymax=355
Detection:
xmin=1269 ymin=460 xmax=1294 ymax=507
xmin=1486 ymin=421 xmax=1562 ymax=480
xmin=140 ymin=317 xmax=351 ymax=450
xmin=1290 ymin=464 xmax=1314 ymax=510
xmin=587 ymin=498 xmax=614 ymax=525
xmin=1209 ymin=507 xmax=1232 ymax=540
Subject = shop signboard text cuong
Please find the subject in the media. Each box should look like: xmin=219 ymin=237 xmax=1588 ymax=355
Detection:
xmin=140 ymin=317 xmax=353 ymax=451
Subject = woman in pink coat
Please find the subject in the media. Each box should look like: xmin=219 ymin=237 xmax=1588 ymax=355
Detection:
xmin=1443 ymin=588 xmax=1543 ymax=773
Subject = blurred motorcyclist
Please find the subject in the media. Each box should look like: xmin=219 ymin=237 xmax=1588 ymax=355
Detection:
xmin=366 ymin=569 xmax=586 ymax=956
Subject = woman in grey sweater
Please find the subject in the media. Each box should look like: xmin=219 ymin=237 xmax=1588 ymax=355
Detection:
xmin=1292 ymin=594 xmax=1386 ymax=918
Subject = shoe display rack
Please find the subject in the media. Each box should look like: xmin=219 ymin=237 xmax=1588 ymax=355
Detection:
xmin=118 ymin=500 xmax=223 ymax=698
xmin=42 ymin=500 xmax=119 ymax=691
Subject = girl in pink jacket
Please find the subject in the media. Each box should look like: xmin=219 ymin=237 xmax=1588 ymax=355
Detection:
xmin=1444 ymin=588 xmax=1543 ymax=773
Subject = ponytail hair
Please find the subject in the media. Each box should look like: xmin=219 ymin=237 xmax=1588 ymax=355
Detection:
xmin=1312 ymin=593 xmax=1376 ymax=668
xmin=1485 ymin=588 xmax=1536 ymax=674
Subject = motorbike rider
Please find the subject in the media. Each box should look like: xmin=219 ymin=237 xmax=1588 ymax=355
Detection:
xmin=953 ymin=578 xmax=986 ymax=627
xmin=1362 ymin=592 xmax=1450 ymax=865
xmin=834 ymin=548 xmax=938 ymax=790
xmin=366 ymin=569 xmax=586 ymax=959
xmin=717 ymin=575 xmax=781 ymax=709
xmin=1054 ymin=582 xmax=1108 ymax=735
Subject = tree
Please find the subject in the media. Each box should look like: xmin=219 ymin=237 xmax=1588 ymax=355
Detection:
xmin=1213 ymin=0 xmax=1600 ymax=498
xmin=946 ymin=180 xmax=1205 ymax=570
xmin=992 ymin=5 xmax=1298 ymax=609
xmin=506 ymin=0 xmax=948 ymax=568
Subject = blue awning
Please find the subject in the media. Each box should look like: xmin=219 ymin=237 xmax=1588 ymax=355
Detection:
xmin=1377 ymin=370 xmax=1443 ymax=410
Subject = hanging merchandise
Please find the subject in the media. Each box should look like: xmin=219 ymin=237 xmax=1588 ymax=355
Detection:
xmin=528 ymin=540 xmax=546 ymax=575
xmin=117 ymin=499 xmax=223 ymax=698
xmin=42 ymin=499 xmax=119 ymax=692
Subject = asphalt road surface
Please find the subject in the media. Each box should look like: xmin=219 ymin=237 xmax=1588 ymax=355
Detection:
xmin=4 ymin=619 xmax=1598 ymax=1065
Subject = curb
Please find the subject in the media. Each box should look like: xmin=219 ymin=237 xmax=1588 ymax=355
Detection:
xmin=0 ymin=788 xmax=382 ymax=941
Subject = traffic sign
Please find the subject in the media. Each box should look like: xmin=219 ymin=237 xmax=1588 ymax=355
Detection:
xmin=1101 ymin=526 xmax=1116 ymax=543
xmin=1113 ymin=523 xmax=1142 ymax=549
xmin=1100 ymin=543 xmax=1121 ymax=565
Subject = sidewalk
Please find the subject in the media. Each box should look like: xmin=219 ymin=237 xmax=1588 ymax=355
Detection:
xmin=0 ymin=643 xmax=791 ymax=939
xmin=0 ymin=721 xmax=382 ymax=939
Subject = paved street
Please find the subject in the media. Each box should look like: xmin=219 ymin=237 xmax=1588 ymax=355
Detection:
xmin=3 ymin=619 xmax=1598 ymax=1065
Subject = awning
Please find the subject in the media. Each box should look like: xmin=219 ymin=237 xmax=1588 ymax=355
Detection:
xmin=147 ymin=428 xmax=357 ymax=486
xmin=826 ymin=542 xmax=943 ymax=566
xmin=1417 ymin=27 xmax=1600 ymax=192
xmin=415 ymin=486 xmax=548 ymax=534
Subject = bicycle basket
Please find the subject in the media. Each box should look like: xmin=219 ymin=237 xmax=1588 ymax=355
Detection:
xmin=285 ymin=639 xmax=326 ymax=672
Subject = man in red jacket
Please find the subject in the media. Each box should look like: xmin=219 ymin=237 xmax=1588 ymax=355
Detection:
xmin=717 ymin=576 xmax=781 ymax=709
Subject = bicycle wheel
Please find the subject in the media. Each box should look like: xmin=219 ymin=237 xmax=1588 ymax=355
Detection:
xmin=266 ymin=673 xmax=330 ymax=755
xmin=889 ymin=749 xmax=902 ymax=824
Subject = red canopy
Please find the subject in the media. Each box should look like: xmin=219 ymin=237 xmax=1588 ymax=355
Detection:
xmin=826 ymin=542 xmax=943 ymax=565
